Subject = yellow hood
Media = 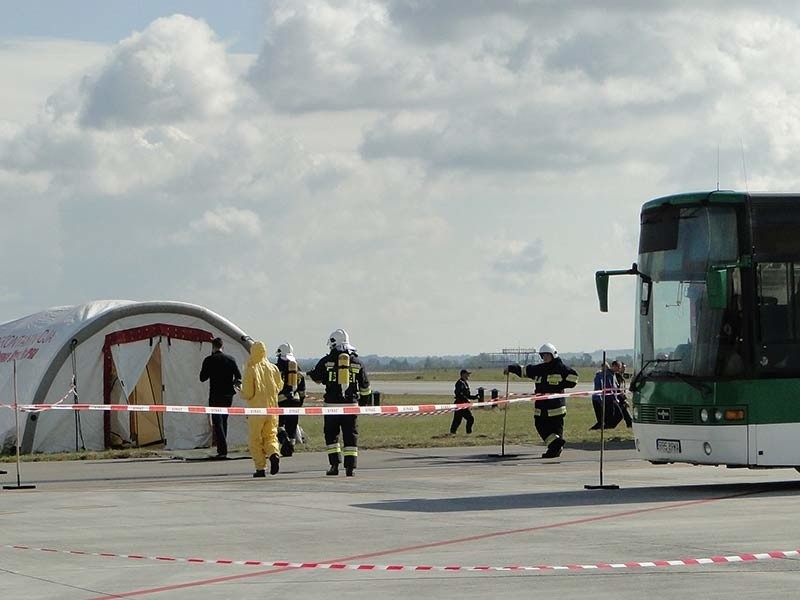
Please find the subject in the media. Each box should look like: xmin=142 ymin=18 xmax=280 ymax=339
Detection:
xmin=248 ymin=340 xmax=267 ymax=366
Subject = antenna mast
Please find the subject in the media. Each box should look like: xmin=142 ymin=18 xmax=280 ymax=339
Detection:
xmin=740 ymin=138 xmax=749 ymax=192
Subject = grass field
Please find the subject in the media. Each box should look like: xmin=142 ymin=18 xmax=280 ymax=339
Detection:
xmin=370 ymin=367 xmax=599 ymax=383
xmin=1 ymin=392 xmax=633 ymax=462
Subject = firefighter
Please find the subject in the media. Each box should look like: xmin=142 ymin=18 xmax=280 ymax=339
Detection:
xmin=306 ymin=329 xmax=371 ymax=476
xmin=275 ymin=342 xmax=306 ymax=457
xmin=504 ymin=342 xmax=579 ymax=458
xmin=450 ymin=369 xmax=477 ymax=434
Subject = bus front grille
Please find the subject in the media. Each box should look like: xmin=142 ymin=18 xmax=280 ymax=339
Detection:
xmin=638 ymin=405 xmax=695 ymax=424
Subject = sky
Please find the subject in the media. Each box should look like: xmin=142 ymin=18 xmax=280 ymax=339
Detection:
xmin=3 ymin=0 xmax=800 ymax=358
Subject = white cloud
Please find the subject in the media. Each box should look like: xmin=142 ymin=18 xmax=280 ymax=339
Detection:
xmin=5 ymin=2 xmax=800 ymax=358
xmin=77 ymin=14 xmax=237 ymax=128
xmin=168 ymin=207 xmax=261 ymax=244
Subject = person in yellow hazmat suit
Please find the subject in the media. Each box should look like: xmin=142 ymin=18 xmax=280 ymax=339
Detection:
xmin=240 ymin=340 xmax=283 ymax=477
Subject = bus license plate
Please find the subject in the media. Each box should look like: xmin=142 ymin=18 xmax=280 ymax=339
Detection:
xmin=656 ymin=439 xmax=681 ymax=454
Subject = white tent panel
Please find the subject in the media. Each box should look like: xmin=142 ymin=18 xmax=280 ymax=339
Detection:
xmin=0 ymin=361 xmax=19 ymax=451
xmin=161 ymin=338 xmax=212 ymax=450
xmin=32 ymin=338 xmax=107 ymax=453
xmin=109 ymin=375 xmax=132 ymax=446
xmin=111 ymin=339 xmax=158 ymax=401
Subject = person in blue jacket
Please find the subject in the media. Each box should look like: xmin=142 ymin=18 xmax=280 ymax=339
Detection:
xmin=591 ymin=362 xmax=623 ymax=430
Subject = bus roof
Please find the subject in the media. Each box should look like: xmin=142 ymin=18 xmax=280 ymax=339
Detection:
xmin=642 ymin=190 xmax=747 ymax=211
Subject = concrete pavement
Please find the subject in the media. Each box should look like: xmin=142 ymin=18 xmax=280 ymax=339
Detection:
xmin=2 ymin=444 xmax=800 ymax=599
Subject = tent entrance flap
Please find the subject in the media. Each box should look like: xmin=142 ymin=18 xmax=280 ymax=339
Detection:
xmin=103 ymin=323 xmax=216 ymax=450
xmin=130 ymin=348 xmax=164 ymax=447
xmin=109 ymin=338 xmax=165 ymax=448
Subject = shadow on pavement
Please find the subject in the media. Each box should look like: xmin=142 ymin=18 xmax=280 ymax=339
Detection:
xmin=352 ymin=480 xmax=800 ymax=512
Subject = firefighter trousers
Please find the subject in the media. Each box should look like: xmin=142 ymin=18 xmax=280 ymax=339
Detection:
xmin=324 ymin=414 xmax=358 ymax=469
xmin=534 ymin=413 xmax=565 ymax=449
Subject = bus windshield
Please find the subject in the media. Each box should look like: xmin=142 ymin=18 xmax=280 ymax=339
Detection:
xmin=636 ymin=205 xmax=739 ymax=377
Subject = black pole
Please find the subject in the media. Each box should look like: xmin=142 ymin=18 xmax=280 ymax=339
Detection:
xmin=4 ymin=360 xmax=36 ymax=490
xmin=489 ymin=370 xmax=517 ymax=458
xmin=585 ymin=351 xmax=618 ymax=490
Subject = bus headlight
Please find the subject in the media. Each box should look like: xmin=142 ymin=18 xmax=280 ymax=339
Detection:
xmin=715 ymin=409 xmax=724 ymax=422
xmin=700 ymin=408 xmax=709 ymax=423
xmin=703 ymin=442 xmax=712 ymax=455
xmin=633 ymin=406 xmax=639 ymax=420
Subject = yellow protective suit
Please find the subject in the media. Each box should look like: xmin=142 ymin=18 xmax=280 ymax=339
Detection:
xmin=240 ymin=341 xmax=283 ymax=471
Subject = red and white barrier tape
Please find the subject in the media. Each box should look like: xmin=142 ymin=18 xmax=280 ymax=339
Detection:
xmin=4 ymin=543 xmax=798 ymax=572
xmin=4 ymin=389 xmax=607 ymax=417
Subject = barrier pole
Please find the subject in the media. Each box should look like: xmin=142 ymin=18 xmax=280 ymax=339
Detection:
xmin=489 ymin=370 xmax=518 ymax=458
xmin=4 ymin=360 xmax=36 ymax=490
xmin=585 ymin=351 xmax=618 ymax=490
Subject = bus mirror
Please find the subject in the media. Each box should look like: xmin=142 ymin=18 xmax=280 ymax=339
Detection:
xmin=596 ymin=263 xmax=648 ymax=313
xmin=595 ymin=272 xmax=610 ymax=312
xmin=707 ymin=268 xmax=728 ymax=309
xmin=640 ymin=279 xmax=652 ymax=316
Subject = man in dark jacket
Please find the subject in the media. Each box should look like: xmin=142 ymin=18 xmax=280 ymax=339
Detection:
xmin=450 ymin=369 xmax=477 ymax=434
xmin=591 ymin=363 xmax=623 ymax=430
xmin=505 ymin=342 xmax=579 ymax=458
xmin=306 ymin=329 xmax=371 ymax=477
xmin=199 ymin=337 xmax=242 ymax=458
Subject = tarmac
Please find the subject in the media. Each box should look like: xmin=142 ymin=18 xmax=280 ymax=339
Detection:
xmin=2 ymin=443 xmax=800 ymax=600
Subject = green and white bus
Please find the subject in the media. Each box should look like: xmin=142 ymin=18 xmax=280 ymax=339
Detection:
xmin=597 ymin=190 xmax=800 ymax=470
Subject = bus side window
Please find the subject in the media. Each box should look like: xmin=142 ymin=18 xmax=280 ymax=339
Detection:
xmin=758 ymin=297 xmax=788 ymax=343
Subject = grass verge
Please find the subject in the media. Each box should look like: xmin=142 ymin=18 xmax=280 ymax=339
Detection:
xmin=0 ymin=393 xmax=632 ymax=462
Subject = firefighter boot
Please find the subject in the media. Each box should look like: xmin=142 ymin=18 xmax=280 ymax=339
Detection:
xmin=542 ymin=437 xmax=565 ymax=458
xmin=344 ymin=455 xmax=356 ymax=477
xmin=269 ymin=453 xmax=280 ymax=475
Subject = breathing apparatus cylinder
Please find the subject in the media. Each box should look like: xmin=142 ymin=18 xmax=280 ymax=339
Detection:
xmin=287 ymin=359 xmax=298 ymax=390
xmin=337 ymin=352 xmax=351 ymax=386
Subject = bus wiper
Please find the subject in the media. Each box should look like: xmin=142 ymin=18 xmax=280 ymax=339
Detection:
xmin=633 ymin=364 xmax=712 ymax=396
xmin=655 ymin=370 xmax=712 ymax=395
xmin=630 ymin=358 xmax=680 ymax=392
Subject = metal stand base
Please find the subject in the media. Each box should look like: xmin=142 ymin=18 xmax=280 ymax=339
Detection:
xmin=3 ymin=484 xmax=36 ymax=490
xmin=487 ymin=453 xmax=519 ymax=459
xmin=584 ymin=484 xmax=620 ymax=490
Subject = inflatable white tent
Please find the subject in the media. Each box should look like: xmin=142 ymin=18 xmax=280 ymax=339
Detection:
xmin=0 ymin=300 xmax=253 ymax=454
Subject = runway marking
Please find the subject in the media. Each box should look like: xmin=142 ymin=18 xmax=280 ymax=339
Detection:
xmin=8 ymin=486 xmax=771 ymax=599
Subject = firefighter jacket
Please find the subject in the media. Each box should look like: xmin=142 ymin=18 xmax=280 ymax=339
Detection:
xmin=240 ymin=341 xmax=283 ymax=409
xmin=276 ymin=358 xmax=306 ymax=407
xmin=454 ymin=378 xmax=477 ymax=404
xmin=307 ymin=349 xmax=371 ymax=405
xmin=507 ymin=357 xmax=579 ymax=416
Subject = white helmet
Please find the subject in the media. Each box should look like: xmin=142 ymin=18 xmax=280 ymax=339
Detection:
xmin=328 ymin=328 xmax=354 ymax=351
xmin=539 ymin=342 xmax=558 ymax=357
xmin=276 ymin=343 xmax=295 ymax=361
